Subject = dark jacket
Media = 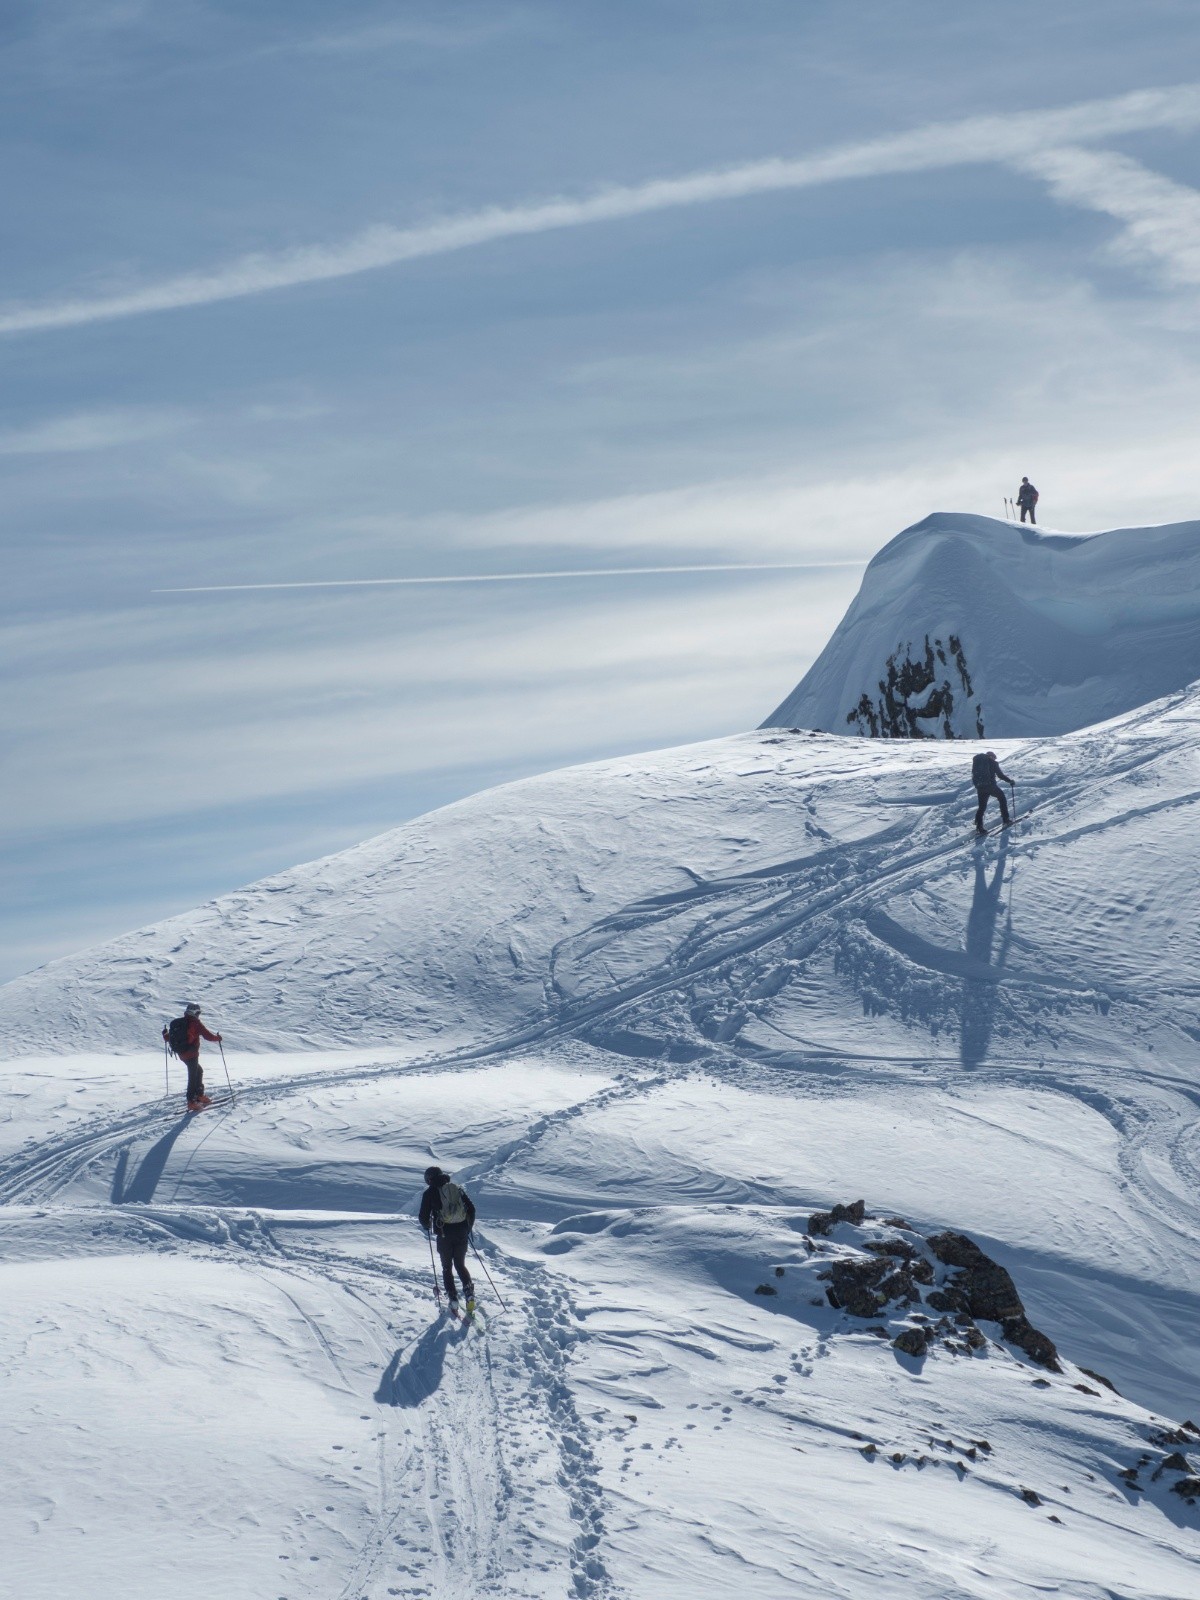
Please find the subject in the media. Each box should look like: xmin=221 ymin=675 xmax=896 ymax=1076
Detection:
xmin=1017 ymin=480 xmax=1038 ymax=507
xmin=971 ymin=752 xmax=1011 ymax=789
xmin=419 ymin=1178 xmax=476 ymax=1236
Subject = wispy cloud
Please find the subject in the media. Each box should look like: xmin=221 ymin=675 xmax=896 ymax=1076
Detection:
xmin=0 ymin=406 xmax=190 ymax=455
xmin=1013 ymin=145 xmax=1200 ymax=286
xmin=3 ymin=84 xmax=1200 ymax=337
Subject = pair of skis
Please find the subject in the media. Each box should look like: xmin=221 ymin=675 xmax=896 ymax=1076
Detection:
xmin=971 ymin=814 xmax=1025 ymax=844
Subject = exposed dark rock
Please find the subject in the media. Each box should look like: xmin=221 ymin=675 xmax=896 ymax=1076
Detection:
xmin=1019 ymin=1488 xmax=1042 ymax=1506
xmin=1080 ymin=1367 xmax=1120 ymax=1395
xmin=927 ymin=1232 xmax=1022 ymax=1318
xmin=1159 ymin=1451 xmax=1192 ymax=1475
xmin=1073 ymin=1384 xmax=1099 ymax=1396
xmin=774 ymin=1265 xmax=785 ymax=1277
xmin=1171 ymin=1477 xmax=1200 ymax=1500
xmin=893 ymin=1327 xmax=930 ymax=1357
xmin=1150 ymin=1425 xmax=1194 ymax=1447
xmin=1002 ymin=1315 xmax=1061 ymax=1373
xmin=824 ymin=1258 xmax=891 ymax=1317
xmin=844 ymin=634 xmax=978 ymax=739
xmin=753 ymin=1283 xmax=778 ymax=1297
xmin=927 ymin=1230 xmax=1060 ymax=1370
xmin=808 ymin=1199 xmax=868 ymax=1236
xmin=926 ymin=1287 xmax=969 ymax=1314
xmin=883 ymin=1216 xmax=913 ymax=1230
xmin=863 ymin=1238 xmax=915 ymax=1260
xmin=877 ymin=1268 xmax=920 ymax=1305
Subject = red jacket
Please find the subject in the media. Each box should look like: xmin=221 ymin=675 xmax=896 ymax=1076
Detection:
xmin=184 ymin=1016 xmax=219 ymax=1055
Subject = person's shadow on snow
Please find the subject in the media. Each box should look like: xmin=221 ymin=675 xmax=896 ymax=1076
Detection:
xmin=960 ymin=832 xmax=1013 ymax=1069
xmin=111 ymin=1116 xmax=192 ymax=1204
xmin=376 ymin=1315 xmax=469 ymax=1408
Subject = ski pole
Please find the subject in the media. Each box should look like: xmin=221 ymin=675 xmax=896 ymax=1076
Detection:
xmin=164 ymin=1036 xmax=170 ymax=1103
xmin=470 ymin=1235 xmax=508 ymax=1312
xmin=219 ymin=1040 xmax=235 ymax=1106
xmin=427 ymin=1230 xmax=442 ymax=1309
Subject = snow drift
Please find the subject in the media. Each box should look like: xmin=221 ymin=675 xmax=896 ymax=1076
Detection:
xmin=764 ymin=512 xmax=1200 ymax=739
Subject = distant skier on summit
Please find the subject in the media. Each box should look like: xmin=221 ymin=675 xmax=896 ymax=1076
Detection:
xmin=1016 ymin=477 xmax=1039 ymax=524
xmin=972 ymin=751 xmax=1013 ymax=836
xmin=419 ymin=1166 xmax=477 ymax=1311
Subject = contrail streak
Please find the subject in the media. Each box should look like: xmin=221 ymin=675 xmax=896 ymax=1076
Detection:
xmin=5 ymin=83 xmax=1200 ymax=336
xmin=156 ymin=560 xmax=866 ymax=595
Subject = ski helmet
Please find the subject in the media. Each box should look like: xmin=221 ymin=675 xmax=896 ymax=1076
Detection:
xmin=184 ymin=1002 xmax=201 ymax=1016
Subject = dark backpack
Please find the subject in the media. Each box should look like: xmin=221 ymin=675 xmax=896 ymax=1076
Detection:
xmin=166 ymin=1016 xmax=191 ymax=1056
xmin=971 ymin=752 xmax=991 ymax=786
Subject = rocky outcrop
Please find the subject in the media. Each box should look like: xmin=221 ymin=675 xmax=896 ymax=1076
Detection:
xmin=927 ymin=1231 xmax=1060 ymax=1372
xmin=844 ymin=633 xmax=984 ymax=740
xmin=808 ymin=1205 xmax=1060 ymax=1372
xmin=808 ymin=1199 xmax=866 ymax=1236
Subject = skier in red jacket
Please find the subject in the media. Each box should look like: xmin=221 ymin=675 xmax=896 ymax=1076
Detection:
xmin=163 ymin=1002 xmax=222 ymax=1111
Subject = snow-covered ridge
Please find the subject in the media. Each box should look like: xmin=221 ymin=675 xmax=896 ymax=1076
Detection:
xmin=6 ymin=682 xmax=1200 ymax=1075
xmin=765 ymin=512 xmax=1200 ymax=738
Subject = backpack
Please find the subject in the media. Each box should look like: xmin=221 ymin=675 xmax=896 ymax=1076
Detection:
xmin=438 ymin=1180 xmax=468 ymax=1227
xmin=971 ymin=752 xmax=991 ymax=785
xmin=166 ymin=1016 xmax=191 ymax=1056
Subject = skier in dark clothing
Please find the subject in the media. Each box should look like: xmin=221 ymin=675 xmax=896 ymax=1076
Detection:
xmin=1016 ymin=477 xmax=1038 ymax=524
xmin=419 ymin=1166 xmax=476 ymax=1309
xmin=163 ymin=1002 xmax=222 ymax=1112
xmin=971 ymin=751 xmax=1013 ymax=835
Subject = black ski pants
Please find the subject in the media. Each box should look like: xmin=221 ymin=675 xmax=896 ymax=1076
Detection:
xmin=182 ymin=1054 xmax=204 ymax=1101
xmin=974 ymin=780 xmax=1010 ymax=832
xmin=437 ymin=1221 xmax=474 ymax=1300
xmin=1019 ymin=503 xmax=1036 ymax=523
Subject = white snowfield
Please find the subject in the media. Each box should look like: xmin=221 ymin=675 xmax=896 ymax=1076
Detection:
xmin=6 ymin=576 xmax=1200 ymax=1593
xmin=765 ymin=512 xmax=1200 ymax=739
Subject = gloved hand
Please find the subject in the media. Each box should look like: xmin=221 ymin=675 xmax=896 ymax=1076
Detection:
xmin=215 ymin=1033 xmax=223 ymax=1042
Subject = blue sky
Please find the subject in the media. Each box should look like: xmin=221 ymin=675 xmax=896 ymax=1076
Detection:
xmin=5 ymin=1 xmax=1200 ymax=982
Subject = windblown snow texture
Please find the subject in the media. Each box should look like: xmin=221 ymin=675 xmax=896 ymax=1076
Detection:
xmin=764 ymin=512 xmax=1200 ymax=738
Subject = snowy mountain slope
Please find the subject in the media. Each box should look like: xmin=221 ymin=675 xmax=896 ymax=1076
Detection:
xmin=4 ymin=1047 xmax=1200 ymax=1600
xmin=6 ymin=682 xmax=1200 ymax=1594
xmin=6 ymin=681 xmax=1200 ymax=1083
xmin=764 ymin=513 xmax=1200 ymax=739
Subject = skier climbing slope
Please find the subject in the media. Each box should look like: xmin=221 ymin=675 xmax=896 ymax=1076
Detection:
xmin=163 ymin=1002 xmax=221 ymax=1111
